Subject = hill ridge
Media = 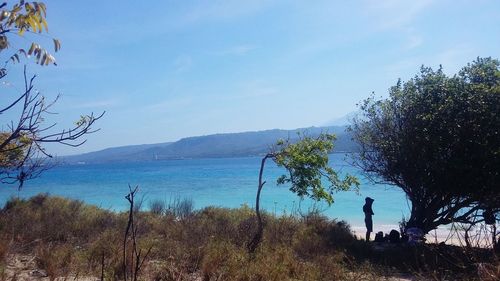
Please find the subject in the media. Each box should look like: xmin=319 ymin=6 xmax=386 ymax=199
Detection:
xmin=62 ymin=125 xmax=356 ymax=164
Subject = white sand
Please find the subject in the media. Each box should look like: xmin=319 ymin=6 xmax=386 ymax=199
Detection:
xmin=350 ymin=223 xmax=497 ymax=247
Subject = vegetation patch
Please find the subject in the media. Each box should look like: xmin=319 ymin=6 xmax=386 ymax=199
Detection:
xmin=0 ymin=194 xmax=496 ymax=280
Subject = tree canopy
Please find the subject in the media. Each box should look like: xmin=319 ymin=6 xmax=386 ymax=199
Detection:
xmin=248 ymin=133 xmax=359 ymax=252
xmin=349 ymin=57 xmax=500 ymax=233
xmin=274 ymin=134 xmax=358 ymax=204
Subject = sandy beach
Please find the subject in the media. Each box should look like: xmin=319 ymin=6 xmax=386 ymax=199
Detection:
xmin=351 ymin=224 xmax=497 ymax=247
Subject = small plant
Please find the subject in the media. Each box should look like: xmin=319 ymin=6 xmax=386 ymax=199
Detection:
xmin=148 ymin=199 xmax=166 ymax=215
xmin=166 ymin=196 xmax=194 ymax=220
xmin=35 ymin=243 xmax=74 ymax=280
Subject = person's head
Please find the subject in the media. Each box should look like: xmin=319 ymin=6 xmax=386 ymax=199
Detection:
xmin=365 ymin=197 xmax=374 ymax=204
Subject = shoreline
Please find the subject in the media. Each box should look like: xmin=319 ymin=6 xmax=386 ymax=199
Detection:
xmin=351 ymin=224 xmax=497 ymax=247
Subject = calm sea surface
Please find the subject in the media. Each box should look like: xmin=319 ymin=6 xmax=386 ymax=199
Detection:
xmin=0 ymin=154 xmax=408 ymax=228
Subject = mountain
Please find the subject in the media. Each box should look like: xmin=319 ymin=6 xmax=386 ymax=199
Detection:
xmin=61 ymin=125 xmax=357 ymax=164
xmin=62 ymin=142 xmax=173 ymax=164
xmin=325 ymin=111 xmax=359 ymax=126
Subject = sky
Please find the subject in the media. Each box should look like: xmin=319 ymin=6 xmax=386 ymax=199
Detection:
xmin=1 ymin=0 xmax=499 ymax=155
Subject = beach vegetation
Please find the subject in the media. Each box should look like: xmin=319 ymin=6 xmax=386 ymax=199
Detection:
xmin=248 ymin=133 xmax=360 ymax=252
xmin=350 ymin=57 xmax=500 ymax=235
xmin=0 ymin=194 xmax=495 ymax=280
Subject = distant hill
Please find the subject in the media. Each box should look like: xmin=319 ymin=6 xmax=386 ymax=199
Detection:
xmin=325 ymin=111 xmax=359 ymax=126
xmin=62 ymin=126 xmax=357 ymax=164
xmin=62 ymin=142 xmax=173 ymax=164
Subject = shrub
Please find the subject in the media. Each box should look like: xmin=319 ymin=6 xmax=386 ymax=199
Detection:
xmin=0 ymin=194 xmax=494 ymax=280
xmin=35 ymin=243 xmax=76 ymax=280
xmin=149 ymin=199 xmax=166 ymax=215
xmin=0 ymin=237 xmax=9 ymax=265
xmin=166 ymin=197 xmax=194 ymax=220
xmin=87 ymin=229 xmax=122 ymax=279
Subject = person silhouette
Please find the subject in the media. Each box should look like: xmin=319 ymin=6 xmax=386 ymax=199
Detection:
xmin=363 ymin=197 xmax=374 ymax=241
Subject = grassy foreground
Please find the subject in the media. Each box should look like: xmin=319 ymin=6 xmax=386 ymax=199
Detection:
xmin=0 ymin=194 xmax=497 ymax=280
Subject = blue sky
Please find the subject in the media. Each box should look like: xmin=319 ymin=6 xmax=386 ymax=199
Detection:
xmin=2 ymin=0 xmax=500 ymax=155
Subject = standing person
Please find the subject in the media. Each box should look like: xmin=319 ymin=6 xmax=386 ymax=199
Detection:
xmin=363 ymin=197 xmax=374 ymax=241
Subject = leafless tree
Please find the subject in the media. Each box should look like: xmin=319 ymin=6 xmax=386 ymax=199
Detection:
xmin=0 ymin=66 xmax=104 ymax=188
xmin=123 ymin=185 xmax=152 ymax=281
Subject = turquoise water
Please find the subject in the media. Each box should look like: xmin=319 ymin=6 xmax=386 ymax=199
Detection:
xmin=0 ymin=155 xmax=409 ymax=228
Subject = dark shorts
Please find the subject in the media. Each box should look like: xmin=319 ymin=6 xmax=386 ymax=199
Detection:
xmin=365 ymin=218 xmax=373 ymax=232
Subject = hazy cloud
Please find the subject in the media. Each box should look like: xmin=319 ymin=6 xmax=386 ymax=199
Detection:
xmin=146 ymin=97 xmax=194 ymax=112
xmin=181 ymin=0 xmax=277 ymax=24
xmin=363 ymin=0 xmax=435 ymax=30
xmin=405 ymin=33 xmax=424 ymax=49
xmin=236 ymin=80 xmax=278 ymax=99
xmin=173 ymin=55 xmax=193 ymax=73
xmin=215 ymin=44 xmax=258 ymax=56
xmin=68 ymin=99 xmax=120 ymax=109
xmin=385 ymin=45 xmax=476 ymax=77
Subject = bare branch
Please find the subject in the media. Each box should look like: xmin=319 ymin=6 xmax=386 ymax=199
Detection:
xmin=1 ymin=68 xmax=104 ymax=187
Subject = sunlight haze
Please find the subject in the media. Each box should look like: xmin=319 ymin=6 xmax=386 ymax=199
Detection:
xmin=4 ymin=0 xmax=498 ymax=155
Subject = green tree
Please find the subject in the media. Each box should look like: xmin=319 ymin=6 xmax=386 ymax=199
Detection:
xmin=0 ymin=1 xmax=102 ymax=187
xmin=248 ymin=133 xmax=359 ymax=252
xmin=349 ymin=57 xmax=500 ymax=234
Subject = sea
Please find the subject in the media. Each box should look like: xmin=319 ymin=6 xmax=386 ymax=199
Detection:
xmin=0 ymin=154 xmax=408 ymax=232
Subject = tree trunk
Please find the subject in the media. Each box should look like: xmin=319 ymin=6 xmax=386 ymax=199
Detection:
xmin=492 ymin=224 xmax=497 ymax=249
xmin=406 ymin=199 xmax=436 ymax=234
xmin=248 ymin=154 xmax=271 ymax=253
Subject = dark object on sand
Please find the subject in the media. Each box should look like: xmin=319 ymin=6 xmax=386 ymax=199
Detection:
xmin=406 ymin=227 xmax=425 ymax=244
xmin=401 ymin=233 xmax=408 ymax=243
xmin=389 ymin=229 xmax=400 ymax=243
xmin=374 ymin=231 xmax=384 ymax=242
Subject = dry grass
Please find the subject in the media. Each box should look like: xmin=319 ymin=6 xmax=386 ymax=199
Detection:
xmin=0 ymin=194 xmax=496 ymax=280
